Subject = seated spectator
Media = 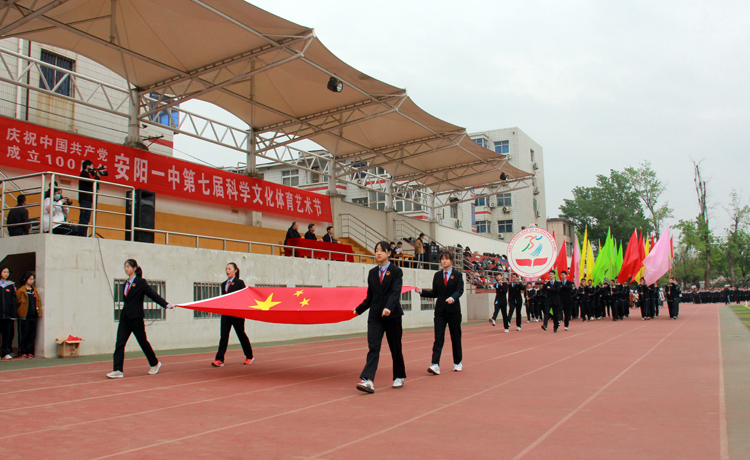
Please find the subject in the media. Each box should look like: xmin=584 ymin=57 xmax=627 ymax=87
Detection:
xmin=304 ymin=224 xmax=317 ymax=240
xmin=395 ymin=241 xmax=403 ymax=254
xmin=284 ymin=222 xmax=301 ymax=244
xmin=390 ymin=241 xmax=396 ymax=252
xmin=42 ymin=187 xmax=75 ymax=235
xmin=322 ymin=225 xmax=338 ymax=243
xmin=6 ymin=194 xmax=30 ymax=236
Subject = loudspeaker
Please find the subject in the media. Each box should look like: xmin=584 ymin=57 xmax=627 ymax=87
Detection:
xmin=125 ymin=189 xmax=155 ymax=243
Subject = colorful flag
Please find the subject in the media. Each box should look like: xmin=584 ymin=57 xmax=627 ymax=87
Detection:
xmin=593 ymin=229 xmax=614 ymax=285
xmin=643 ymin=227 xmax=672 ymax=285
xmin=579 ymin=227 xmax=588 ymax=281
xmin=586 ymin=240 xmax=595 ymax=282
xmin=617 ymin=229 xmax=639 ymax=283
xmin=554 ymin=240 xmax=568 ymax=280
xmin=178 ymin=285 xmax=415 ymax=324
xmin=570 ymin=234 xmax=582 ymax=288
xmin=634 ymin=232 xmax=650 ymax=283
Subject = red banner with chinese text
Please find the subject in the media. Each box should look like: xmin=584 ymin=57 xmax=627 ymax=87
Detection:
xmin=0 ymin=117 xmax=332 ymax=221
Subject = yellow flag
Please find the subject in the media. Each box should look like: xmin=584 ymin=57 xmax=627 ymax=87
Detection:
xmin=586 ymin=240 xmax=595 ymax=282
xmin=579 ymin=227 xmax=588 ymax=282
xmin=634 ymin=236 xmax=651 ymax=282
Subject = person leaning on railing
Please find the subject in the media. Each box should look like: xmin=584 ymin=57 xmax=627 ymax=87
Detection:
xmin=42 ymin=186 xmax=76 ymax=235
xmin=6 ymin=194 xmax=30 ymax=236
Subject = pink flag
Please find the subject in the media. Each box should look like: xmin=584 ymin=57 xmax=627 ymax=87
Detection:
xmin=643 ymin=226 xmax=671 ymax=285
xmin=570 ymin=234 xmax=581 ymax=288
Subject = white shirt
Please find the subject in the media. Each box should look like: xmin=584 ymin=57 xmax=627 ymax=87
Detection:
xmin=42 ymin=197 xmax=69 ymax=232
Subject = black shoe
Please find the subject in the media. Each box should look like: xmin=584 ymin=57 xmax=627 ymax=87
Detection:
xmin=554 ymin=328 xmax=558 ymax=333
xmin=541 ymin=325 xmax=547 ymax=331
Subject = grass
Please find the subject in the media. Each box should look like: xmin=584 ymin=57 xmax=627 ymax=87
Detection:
xmin=729 ymin=303 xmax=750 ymax=331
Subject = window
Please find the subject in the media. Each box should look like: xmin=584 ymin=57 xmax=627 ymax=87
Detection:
xmin=193 ymin=282 xmax=222 ymax=319
xmin=473 ymin=138 xmax=488 ymax=148
xmin=352 ymin=197 xmax=368 ymax=207
xmin=567 ymin=242 xmax=573 ymax=254
xmin=420 ymin=296 xmax=435 ymax=311
xmin=530 ymin=149 xmax=535 ymax=162
xmin=498 ymin=219 xmax=513 ymax=233
xmin=147 ymin=93 xmax=179 ymax=128
xmin=471 ymin=204 xmax=476 ymax=225
xmin=450 ymin=201 xmax=458 ymax=219
xmin=476 ymin=221 xmax=489 ymax=233
xmin=496 ymin=193 xmax=512 ymax=207
xmin=368 ymin=191 xmax=386 ymax=211
xmin=114 ymin=279 xmax=166 ymax=321
xmin=310 ymin=166 xmax=324 ymax=184
xmin=282 ymin=169 xmax=299 ymax=187
xmin=400 ymin=291 xmax=412 ymax=312
xmin=39 ymin=50 xmax=74 ymax=96
xmin=494 ymin=141 xmax=509 ymax=154
xmin=351 ymin=161 xmax=368 ymax=180
xmin=474 ymin=197 xmax=486 ymax=207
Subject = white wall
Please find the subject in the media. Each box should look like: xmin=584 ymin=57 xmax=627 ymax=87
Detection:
xmin=0 ymin=234 xmax=462 ymax=358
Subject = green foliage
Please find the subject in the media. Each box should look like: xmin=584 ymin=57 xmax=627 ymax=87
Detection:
xmin=560 ymin=169 xmax=653 ymax=244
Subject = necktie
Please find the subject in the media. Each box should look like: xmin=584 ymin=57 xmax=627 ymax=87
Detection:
xmin=444 ymin=272 xmax=448 ymax=286
xmin=124 ymin=281 xmax=131 ymax=296
xmin=226 ymin=281 xmax=230 ymax=293
xmin=379 ymin=269 xmax=385 ymax=284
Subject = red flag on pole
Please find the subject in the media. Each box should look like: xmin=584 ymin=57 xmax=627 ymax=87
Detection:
xmin=554 ymin=240 xmax=568 ymax=279
xmin=617 ymin=229 xmax=639 ymax=283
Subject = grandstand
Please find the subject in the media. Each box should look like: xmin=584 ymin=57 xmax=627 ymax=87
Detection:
xmin=0 ymin=0 xmax=533 ymax=357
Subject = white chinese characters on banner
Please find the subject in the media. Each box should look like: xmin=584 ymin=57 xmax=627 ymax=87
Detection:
xmin=0 ymin=119 xmax=332 ymax=221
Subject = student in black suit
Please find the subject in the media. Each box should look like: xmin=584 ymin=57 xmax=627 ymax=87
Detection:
xmin=322 ymin=226 xmax=338 ymax=243
xmin=489 ymin=273 xmax=510 ymax=332
xmin=304 ymin=223 xmax=317 ymax=240
xmin=354 ymin=241 xmax=405 ymax=393
xmin=107 ymin=259 xmax=173 ymax=379
xmin=211 ymin=263 xmax=254 ymax=367
xmin=417 ymin=251 xmax=465 ymax=374
xmin=559 ymin=270 xmax=574 ymax=330
xmin=542 ymin=270 xmax=562 ymax=332
xmin=667 ymin=278 xmax=681 ymax=319
xmin=506 ymin=273 xmax=526 ymax=331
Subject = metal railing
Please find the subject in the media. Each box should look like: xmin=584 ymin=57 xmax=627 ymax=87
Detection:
xmin=394 ymin=218 xmax=444 ymax=248
xmin=1 ymin=171 xmax=135 ymax=238
xmin=340 ymin=213 xmax=388 ymax=254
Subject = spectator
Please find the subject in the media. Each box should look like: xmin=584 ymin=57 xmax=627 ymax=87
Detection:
xmin=322 ymin=225 xmax=338 ymax=243
xmin=395 ymin=241 xmax=403 ymax=254
xmin=414 ymin=233 xmax=425 ymax=268
xmin=6 ymin=194 xmax=30 ymax=236
xmin=42 ymin=187 xmax=75 ymax=235
xmin=304 ymin=224 xmax=317 ymax=240
xmin=16 ymin=271 xmax=41 ymax=358
xmin=284 ymin=222 xmax=301 ymax=245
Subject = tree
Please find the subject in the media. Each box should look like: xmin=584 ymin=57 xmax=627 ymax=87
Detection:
xmin=723 ymin=190 xmax=750 ymax=286
xmin=560 ymin=169 xmax=653 ymax=244
xmin=693 ymin=160 xmax=712 ymax=287
xmin=624 ymin=160 xmax=673 ymax=235
xmin=674 ymin=219 xmax=712 ymax=287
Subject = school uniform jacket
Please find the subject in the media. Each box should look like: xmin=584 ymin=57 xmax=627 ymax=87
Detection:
xmin=355 ymin=262 xmax=404 ymax=321
xmin=544 ymin=280 xmax=562 ymax=306
xmin=494 ymin=282 xmax=508 ymax=306
xmin=559 ymin=280 xmax=574 ymax=304
xmin=0 ymin=282 xmax=17 ymax=320
xmin=120 ymin=277 xmax=168 ymax=320
xmin=222 ymin=278 xmax=246 ymax=296
xmin=421 ymin=268 xmax=464 ymax=315
xmin=508 ymin=281 xmax=525 ymax=302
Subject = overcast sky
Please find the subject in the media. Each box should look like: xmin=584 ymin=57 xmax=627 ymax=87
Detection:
xmin=175 ymin=0 xmax=750 ymax=236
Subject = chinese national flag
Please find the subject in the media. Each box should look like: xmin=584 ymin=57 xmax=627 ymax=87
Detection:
xmin=178 ymin=286 xmax=415 ymax=324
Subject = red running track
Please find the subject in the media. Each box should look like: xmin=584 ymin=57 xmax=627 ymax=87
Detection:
xmin=0 ymin=304 xmax=726 ymax=460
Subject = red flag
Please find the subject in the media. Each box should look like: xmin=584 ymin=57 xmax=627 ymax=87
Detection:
xmin=178 ymin=286 xmax=415 ymax=324
xmin=554 ymin=241 xmax=568 ymax=279
xmin=617 ymin=229 xmax=639 ymax=283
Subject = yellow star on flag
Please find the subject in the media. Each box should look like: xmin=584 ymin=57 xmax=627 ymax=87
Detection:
xmin=300 ymin=298 xmax=310 ymax=307
xmin=249 ymin=293 xmax=281 ymax=311
xmin=294 ymin=290 xmax=303 ymax=297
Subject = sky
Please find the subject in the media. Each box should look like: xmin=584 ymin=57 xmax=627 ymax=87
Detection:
xmin=174 ymin=0 xmax=750 ymax=237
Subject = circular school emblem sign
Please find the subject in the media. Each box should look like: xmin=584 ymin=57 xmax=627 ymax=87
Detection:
xmin=507 ymin=227 xmax=557 ymax=278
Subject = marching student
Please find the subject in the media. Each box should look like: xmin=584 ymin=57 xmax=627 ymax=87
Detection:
xmin=637 ymin=278 xmax=651 ymax=320
xmin=667 ymin=278 xmax=681 ymax=319
xmin=489 ymin=273 xmax=509 ymax=332
xmin=15 ymin=272 xmax=41 ymax=358
xmin=525 ymin=282 xmax=535 ymax=323
xmin=542 ymin=270 xmax=562 ymax=333
xmin=354 ymin=241 xmax=406 ymax=393
xmin=417 ymin=251 xmax=465 ymax=374
xmin=107 ymin=259 xmax=174 ymax=379
xmin=211 ymin=263 xmax=254 ymax=367
xmin=559 ymin=271 xmax=574 ymax=331
xmin=506 ymin=273 xmax=526 ymax=331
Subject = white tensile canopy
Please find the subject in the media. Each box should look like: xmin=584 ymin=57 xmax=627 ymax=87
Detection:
xmin=0 ymin=0 xmax=532 ymax=198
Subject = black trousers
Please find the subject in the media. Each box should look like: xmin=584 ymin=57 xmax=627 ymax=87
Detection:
xmin=507 ymin=297 xmax=523 ymax=328
xmin=543 ymin=302 xmax=560 ymax=331
xmin=215 ymin=315 xmax=254 ymax=361
xmin=580 ymin=298 xmax=590 ymax=320
xmin=78 ymin=200 xmax=92 ymax=236
xmin=668 ymin=299 xmax=680 ymax=318
xmin=17 ymin=318 xmax=37 ymax=355
xmin=0 ymin=319 xmax=14 ymax=356
xmin=561 ymin=300 xmax=572 ymax=327
xmin=432 ymin=310 xmax=462 ymax=365
xmin=640 ymin=299 xmax=653 ymax=318
xmin=534 ymin=298 xmax=544 ymax=319
xmin=526 ymin=300 xmax=533 ymax=321
xmin=113 ymin=317 xmax=158 ymax=372
xmin=360 ymin=317 xmax=406 ymax=381
xmin=492 ymin=301 xmax=509 ymax=329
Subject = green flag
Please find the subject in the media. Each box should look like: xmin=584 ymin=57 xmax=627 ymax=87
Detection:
xmin=593 ymin=229 xmax=614 ymax=284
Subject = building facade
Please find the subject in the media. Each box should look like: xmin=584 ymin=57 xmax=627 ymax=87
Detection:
xmin=546 ymin=217 xmax=576 ymax=258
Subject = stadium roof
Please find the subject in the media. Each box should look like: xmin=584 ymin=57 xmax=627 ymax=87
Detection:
xmin=0 ymin=0 xmax=533 ymax=195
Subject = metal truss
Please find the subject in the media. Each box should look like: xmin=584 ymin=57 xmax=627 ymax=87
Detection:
xmin=0 ymin=46 xmax=131 ymax=116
